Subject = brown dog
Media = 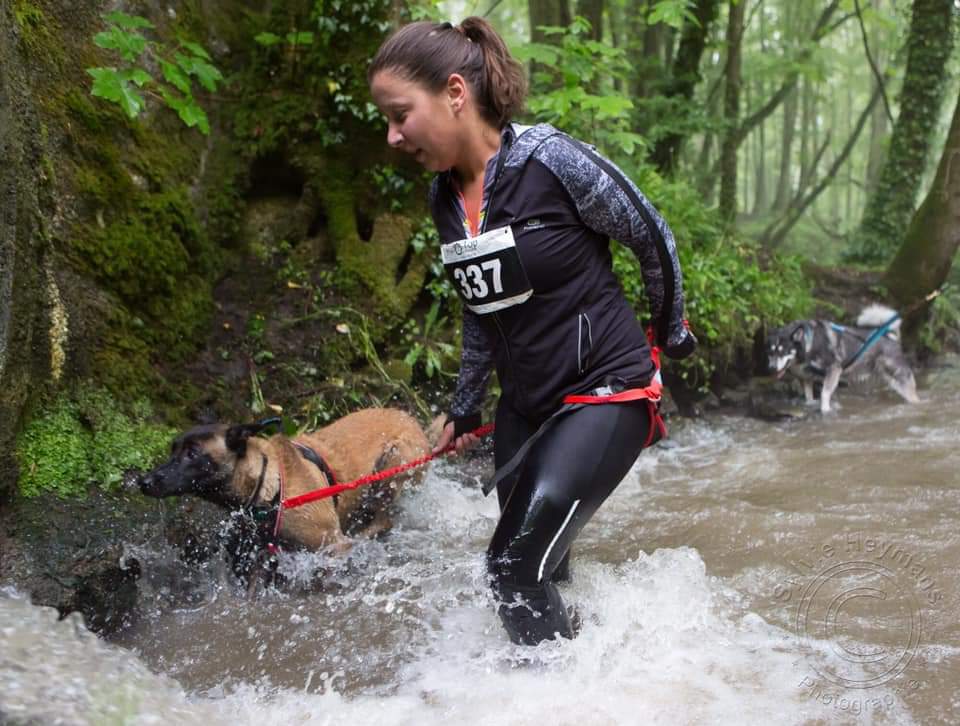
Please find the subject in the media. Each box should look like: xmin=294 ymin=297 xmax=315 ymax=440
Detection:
xmin=138 ymin=408 xmax=431 ymax=554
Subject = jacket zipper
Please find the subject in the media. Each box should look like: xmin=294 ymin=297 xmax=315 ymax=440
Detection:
xmin=482 ymin=131 xmax=530 ymax=412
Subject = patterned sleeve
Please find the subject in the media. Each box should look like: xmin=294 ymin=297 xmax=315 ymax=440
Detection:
xmin=532 ymin=136 xmax=691 ymax=350
xmin=448 ymin=307 xmax=495 ymax=418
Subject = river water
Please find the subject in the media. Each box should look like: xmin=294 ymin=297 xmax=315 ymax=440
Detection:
xmin=2 ymin=364 xmax=958 ymax=725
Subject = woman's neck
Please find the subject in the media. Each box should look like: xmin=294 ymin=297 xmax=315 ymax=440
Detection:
xmin=453 ymin=121 xmax=503 ymax=186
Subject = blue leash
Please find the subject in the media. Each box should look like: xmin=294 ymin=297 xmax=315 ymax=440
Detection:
xmin=832 ymin=313 xmax=901 ymax=371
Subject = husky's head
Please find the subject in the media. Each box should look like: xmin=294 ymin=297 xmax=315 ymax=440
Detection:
xmin=766 ymin=324 xmax=807 ymax=378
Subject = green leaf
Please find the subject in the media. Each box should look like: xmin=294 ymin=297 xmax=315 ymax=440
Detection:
xmin=512 ymin=42 xmax=559 ymax=66
xmin=177 ymin=102 xmax=210 ymax=134
xmin=254 ymin=31 xmax=283 ymax=46
xmin=159 ymin=87 xmax=210 ymax=134
xmin=648 ymin=0 xmax=696 ymax=30
xmin=87 ymin=67 xmax=144 ymax=118
xmin=121 ymin=68 xmax=153 ymax=87
xmin=160 ymin=59 xmax=190 ymax=94
xmin=175 ymin=52 xmax=223 ymax=92
xmin=104 ymin=11 xmax=153 ymax=30
xmin=286 ymin=31 xmax=314 ymax=45
xmin=94 ymin=27 xmax=148 ymax=63
xmin=180 ymin=39 xmax=211 ymax=60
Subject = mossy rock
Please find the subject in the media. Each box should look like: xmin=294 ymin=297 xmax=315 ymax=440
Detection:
xmin=14 ymin=385 xmax=176 ymax=499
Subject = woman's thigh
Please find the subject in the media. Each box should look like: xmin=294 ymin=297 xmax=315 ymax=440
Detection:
xmin=488 ymin=401 xmax=651 ymax=584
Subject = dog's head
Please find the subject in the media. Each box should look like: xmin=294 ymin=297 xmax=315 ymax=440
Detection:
xmin=766 ymin=324 xmax=806 ymax=378
xmin=138 ymin=420 xmax=277 ymax=506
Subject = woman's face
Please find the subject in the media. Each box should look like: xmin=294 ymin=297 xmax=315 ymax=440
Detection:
xmin=369 ymin=70 xmax=462 ymax=173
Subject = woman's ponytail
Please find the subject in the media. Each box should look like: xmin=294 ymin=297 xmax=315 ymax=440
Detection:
xmin=369 ymin=17 xmax=526 ymax=128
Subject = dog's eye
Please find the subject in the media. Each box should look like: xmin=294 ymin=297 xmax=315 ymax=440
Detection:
xmin=183 ymin=444 xmax=200 ymax=460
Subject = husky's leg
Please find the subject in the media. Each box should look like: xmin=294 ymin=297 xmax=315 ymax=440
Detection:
xmin=882 ymin=364 xmax=921 ymax=404
xmin=803 ymin=380 xmax=816 ymax=404
xmin=820 ymin=367 xmax=842 ymax=413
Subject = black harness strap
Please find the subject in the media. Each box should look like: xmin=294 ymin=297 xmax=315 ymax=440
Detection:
xmin=292 ymin=442 xmax=339 ymax=508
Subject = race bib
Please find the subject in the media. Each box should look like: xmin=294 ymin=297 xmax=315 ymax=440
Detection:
xmin=441 ymin=226 xmax=533 ymax=314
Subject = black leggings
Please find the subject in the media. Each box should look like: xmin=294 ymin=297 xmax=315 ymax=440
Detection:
xmin=488 ymin=397 xmax=652 ymax=645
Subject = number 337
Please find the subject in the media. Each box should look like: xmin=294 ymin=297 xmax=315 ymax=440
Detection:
xmin=452 ymin=260 xmax=503 ymax=300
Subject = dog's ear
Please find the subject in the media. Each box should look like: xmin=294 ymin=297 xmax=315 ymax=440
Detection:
xmin=791 ymin=325 xmax=806 ymax=344
xmin=225 ymin=418 xmax=282 ymax=457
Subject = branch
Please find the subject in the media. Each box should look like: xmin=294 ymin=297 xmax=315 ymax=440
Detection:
xmin=734 ymin=0 xmax=845 ymax=143
xmin=763 ymin=84 xmax=883 ymax=247
xmin=853 ymin=0 xmax=894 ymax=124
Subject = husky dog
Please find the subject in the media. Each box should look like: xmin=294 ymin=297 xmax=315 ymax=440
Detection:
xmin=766 ymin=304 xmax=920 ymax=413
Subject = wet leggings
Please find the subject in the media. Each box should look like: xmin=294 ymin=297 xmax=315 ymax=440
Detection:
xmin=489 ymin=397 xmax=652 ymax=646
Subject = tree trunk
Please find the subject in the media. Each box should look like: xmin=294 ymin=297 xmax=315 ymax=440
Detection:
xmin=772 ymin=86 xmax=798 ymax=212
xmin=529 ymin=0 xmax=572 ymax=42
xmin=528 ymin=0 xmax=572 ymax=92
xmin=752 ymin=0 xmax=767 ymax=215
xmin=849 ymin=0 xmax=955 ymax=263
xmin=884 ymin=89 xmax=960 ymax=333
xmin=647 ymin=0 xmax=721 ymax=173
xmin=753 ymin=78 xmax=768 ymax=214
xmin=575 ymin=0 xmax=604 ymax=39
xmin=865 ymin=87 xmax=890 ymax=195
xmin=719 ymin=0 xmax=746 ymax=222
xmin=763 ymin=84 xmax=882 ymax=247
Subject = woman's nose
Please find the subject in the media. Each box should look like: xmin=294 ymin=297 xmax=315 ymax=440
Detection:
xmin=386 ymin=123 xmax=404 ymax=148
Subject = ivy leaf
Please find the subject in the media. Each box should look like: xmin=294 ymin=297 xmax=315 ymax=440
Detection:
xmin=254 ymin=32 xmax=283 ymax=46
xmin=121 ymin=68 xmax=153 ymax=87
xmin=87 ymin=67 xmax=145 ymax=118
xmin=103 ymin=11 xmax=154 ymax=30
xmin=160 ymin=58 xmax=190 ymax=94
xmin=179 ymin=39 xmax=211 ymax=60
xmin=174 ymin=52 xmax=223 ymax=92
xmin=160 ymin=87 xmax=211 ymax=135
xmin=177 ymin=102 xmax=210 ymax=134
xmin=94 ymin=27 xmax=148 ymax=63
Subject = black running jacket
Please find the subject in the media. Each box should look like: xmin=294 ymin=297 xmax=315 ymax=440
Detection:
xmin=430 ymin=123 xmax=692 ymax=422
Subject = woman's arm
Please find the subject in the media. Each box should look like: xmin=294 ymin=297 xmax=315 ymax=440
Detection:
xmin=532 ymin=136 xmax=695 ymax=358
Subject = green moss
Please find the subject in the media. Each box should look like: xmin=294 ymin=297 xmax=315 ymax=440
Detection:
xmin=13 ymin=0 xmax=63 ymax=66
xmin=15 ymin=398 xmax=93 ymax=498
xmin=15 ymin=386 xmax=177 ymax=498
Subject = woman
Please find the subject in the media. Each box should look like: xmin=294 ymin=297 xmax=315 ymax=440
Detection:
xmin=369 ymin=17 xmax=696 ymax=646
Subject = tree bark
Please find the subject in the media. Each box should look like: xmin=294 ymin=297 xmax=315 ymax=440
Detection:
xmin=884 ymin=89 xmax=960 ymax=331
xmin=575 ymin=0 xmax=604 ymax=39
xmin=772 ymin=86 xmax=797 ymax=212
xmin=719 ymin=0 xmax=746 ymax=222
xmin=849 ymin=0 xmax=955 ymax=263
xmin=528 ymin=0 xmax=572 ymax=92
xmin=647 ymin=0 xmax=721 ymax=173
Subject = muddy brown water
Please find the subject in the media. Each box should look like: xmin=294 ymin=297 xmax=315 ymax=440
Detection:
xmin=1 ymin=364 xmax=958 ymax=724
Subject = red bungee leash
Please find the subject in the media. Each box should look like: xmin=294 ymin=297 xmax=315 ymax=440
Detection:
xmin=279 ymin=321 xmax=689 ymax=512
xmin=281 ymin=422 xmax=496 ymax=510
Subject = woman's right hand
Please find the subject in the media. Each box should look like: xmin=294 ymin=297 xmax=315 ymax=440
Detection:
xmin=433 ymin=419 xmax=481 ymax=455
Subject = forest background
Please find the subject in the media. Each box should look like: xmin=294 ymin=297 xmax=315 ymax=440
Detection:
xmin=2 ymin=0 xmax=960 ymax=504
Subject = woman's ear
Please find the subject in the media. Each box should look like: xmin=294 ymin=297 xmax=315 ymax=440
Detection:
xmin=447 ymin=73 xmax=468 ymax=112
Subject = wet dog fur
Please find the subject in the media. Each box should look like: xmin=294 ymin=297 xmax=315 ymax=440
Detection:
xmin=766 ymin=304 xmax=920 ymax=413
xmin=138 ymin=408 xmax=431 ymax=558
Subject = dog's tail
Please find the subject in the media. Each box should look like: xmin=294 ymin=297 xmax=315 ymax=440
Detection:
xmin=857 ymin=304 xmax=901 ymax=338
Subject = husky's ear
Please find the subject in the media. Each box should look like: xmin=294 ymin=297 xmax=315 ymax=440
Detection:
xmin=791 ymin=325 xmax=806 ymax=344
xmin=225 ymin=418 xmax=281 ymax=457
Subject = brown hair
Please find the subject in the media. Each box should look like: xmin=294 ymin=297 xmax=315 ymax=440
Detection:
xmin=368 ymin=17 xmax=527 ymax=128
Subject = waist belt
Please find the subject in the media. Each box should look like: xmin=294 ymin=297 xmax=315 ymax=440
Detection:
xmin=482 ymin=382 xmax=666 ymax=497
